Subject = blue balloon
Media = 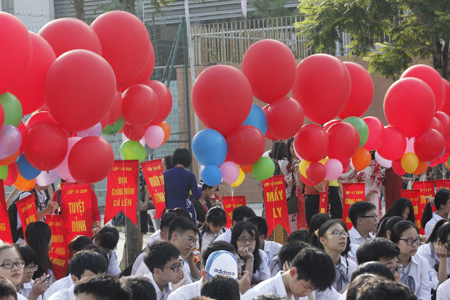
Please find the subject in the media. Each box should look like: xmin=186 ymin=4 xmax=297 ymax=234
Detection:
xmin=242 ymin=104 xmax=267 ymax=135
xmin=201 ymin=165 xmax=222 ymax=186
xmin=17 ymin=154 xmax=41 ymax=180
xmin=192 ymin=129 xmax=227 ymax=166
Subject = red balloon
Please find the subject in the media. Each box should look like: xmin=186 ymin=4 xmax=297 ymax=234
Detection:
xmin=363 ymin=117 xmax=385 ymax=151
xmin=392 ymin=159 xmax=406 ymax=176
xmin=292 ymin=54 xmax=351 ymax=124
xmin=306 ymin=162 xmax=326 ymax=183
xmin=266 ymin=97 xmax=304 ymax=140
xmin=25 ymin=111 xmax=58 ymax=129
xmin=107 ymin=91 xmax=123 ymax=126
xmin=338 ymin=62 xmax=374 ymax=119
xmin=326 ymin=122 xmax=360 ymax=161
xmin=5 ymin=162 xmax=18 ymax=186
xmin=384 ymin=78 xmax=435 ymax=138
xmin=122 ymin=123 xmax=145 ymax=141
xmin=262 ymin=105 xmax=279 ymax=141
xmin=122 ymin=84 xmax=159 ymax=126
xmin=144 ymin=80 xmax=173 ymax=125
xmin=341 ymin=158 xmax=351 ymax=170
xmin=192 ymin=65 xmax=253 ymax=136
xmin=45 ymin=49 xmax=116 ymax=132
xmin=439 ymin=153 xmax=450 ymax=164
xmin=401 ymin=64 xmax=445 ymax=112
xmin=241 ymin=39 xmax=297 ymax=103
xmin=294 ymin=124 xmax=329 ymax=162
xmin=228 ymin=125 xmax=265 ymax=166
xmin=439 ymin=79 xmax=450 ymax=116
xmin=435 ymin=111 xmax=450 ymax=141
xmin=68 ymin=136 xmax=114 ymax=184
xmin=300 ymin=173 xmax=317 ymax=186
xmin=430 ymin=159 xmax=439 ymax=167
xmin=23 ymin=121 xmax=68 ymax=171
xmin=426 ymin=117 xmax=445 ymax=137
xmin=18 ymin=121 xmax=26 ymax=153
xmin=100 ymin=112 xmax=110 ymax=129
xmin=0 ymin=105 xmax=3 ymax=130
xmin=121 ymin=54 xmax=155 ymax=90
xmin=324 ymin=120 xmax=341 ymax=132
xmin=414 ymin=128 xmax=445 ymax=162
xmin=446 ymin=139 xmax=450 ymax=154
xmin=91 ymin=11 xmax=153 ymax=84
xmin=377 ymin=126 xmax=406 ymax=160
xmin=0 ymin=12 xmax=33 ymax=94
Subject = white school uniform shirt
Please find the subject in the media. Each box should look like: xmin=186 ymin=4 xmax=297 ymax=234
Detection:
xmin=167 ymin=278 xmax=202 ymax=300
xmin=147 ymin=230 xmax=162 ymax=247
xmin=196 ymin=229 xmax=225 ymax=253
xmin=107 ymin=250 xmax=121 ymax=276
xmin=18 ymin=280 xmax=43 ymax=300
xmin=315 ymin=287 xmax=341 ymax=300
xmin=338 ymin=290 xmax=347 ymax=300
xmin=144 ymin=272 xmax=174 ymax=300
xmin=253 ymin=249 xmax=271 ymax=282
xmin=44 ymin=274 xmax=73 ymax=300
xmin=437 ymin=277 xmax=450 ymax=300
xmin=425 ymin=213 xmax=444 ymax=241
xmin=347 ymin=227 xmax=374 ymax=262
xmin=136 ymin=256 xmax=193 ymax=284
xmin=417 ymin=243 xmax=450 ymax=290
xmin=17 ymin=294 xmax=27 ymax=300
xmin=264 ymin=240 xmax=283 ymax=262
xmin=48 ymin=285 xmax=75 ymax=300
xmin=132 ymin=252 xmax=146 ymax=275
xmin=332 ymin=256 xmax=357 ymax=292
xmin=215 ymin=227 xmax=232 ymax=243
xmin=400 ymin=255 xmax=432 ymax=300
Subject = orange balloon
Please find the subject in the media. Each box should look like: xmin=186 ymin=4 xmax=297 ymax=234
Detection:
xmin=240 ymin=164 xmax=253 ymax=174
xmin=352 ymin=148 xmax=371 ymax=171
xmin=14 ymin=172 xmax=36 ymax=191
xmin=414 ymin=160 xmax=428 ymax=175
xmin=158 ymin=121 xmax=171 ymax=145
xmin=0 ymin=149 xmax=21 ymax=166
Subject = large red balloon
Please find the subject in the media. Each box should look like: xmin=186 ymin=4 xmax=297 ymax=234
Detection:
xmin=107 ymin=91 xmax=123 ymax=126
xmin=300 ymin=173 xmax=318 ymax=186
xmin=292 ymin=54 xmax=351 ymax=124
xmin=5 ymin=162 xmax=18 ymax=186
xmin=384 ymin=78 xmax=435 ymax=138
xmin=426 ymin=117 xmax=445 ymax=138
xmin=338 ymin=62 xmax=374 ymax=119
xmin=266 ymin=97 xmax=304 ymax=140
xmin=377 ymin=126 xmax=406 ymax=160
xmin=305 ymin=162 xmax=326 ymax=183
xmin=392 ymin=159 xmax=406 ymax=176
xmin=23 ymin=121 xmax=68 ymax=171
xmin=326 ymin=122 xmax=360 ymax=161
xmin=45 ymin=49 xmax=116 ymax=132
xmin=25 ymin=112 xmax=58 ymax=129
xmin=435 ymin=111 xmax=450 ymax=141
xmin=91 ymin=11 xmax=153 ymax=84
xmin=38 ymin=18 xmax=101 ymax=58
xmin=414 ymin=128 xmax=445 ymax=162
xmin=241 ymin=39 xmax=297 ymax=103
xmin=10 ymin=33 xmax=56 ymax=115
xmin=0 ymin=12 xmax=33 ymax=94
xmin=121 ymin=54 xmax=155 ymax=91
xmin=294 ymin=124 xmax=329 ymax=162
xmin=192 ymin=65 xmax=253 ymax=136
xmin=228 ymin=125 xmax=265 ymax=166
xmin=144 ymin=80 xmax=173 ymax=125
xmin=262 ymin=105 xmax=279 ymax=141
xmin=122 ymin=123 xmax=145 ymax=141
xmin=401 ymin=64 xmax=445 ymax=112
xmin=122 ymin=84 xmax=159 ymax=126
xmin=439 ymin=79 xmax=450 ymax=116
xmin=68 ymin=136 xmax=114 ymax=184
xmin=362 ymin=117 xmax=385 ymax=151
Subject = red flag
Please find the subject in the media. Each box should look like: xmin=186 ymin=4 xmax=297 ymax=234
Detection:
xmin=105 ymin=160 xmax=139 ymax=225
xmin=400 ymin=189 xmax=421 ymax=229
xmin=342 ymin=183 xmax=365 ymax=230
xmin=46 ymin=215 xmax=68 ymax=280
xmin=262 ymin=175 xmax=290 ymax=236
xmin=16 ymin=194 xmax=38 ymax=238
xmin=141 ymin=160 xmax=165 ymax=219
xmin=413 ymin=181 xmax=435 ymax=234
xmin=0 ymin=180 xmax=13 ymax=243
xmin=436 ymin=179 xmax=450 ymax=191
xmin=319 ymin=191 xmax=328 ymax=214
xmin=222 ymin=196 xmax=246 ymax=228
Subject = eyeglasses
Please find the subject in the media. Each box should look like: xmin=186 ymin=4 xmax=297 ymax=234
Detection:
xmin=161 ymin=260 xmax=184 ymax=273
xmin=389 ymin=265 xmax=404 ymax=274
xmin=322 ymin=230 xmax=349 ymax=238
xmin=360 ymin=215 xmax=378 ymax=221
xmin=399 ymin=238 xmax=421 ymax=246
xmin=178 ymin=232 xmax=198 ymax=246
xmin=25 ymin=265 xmax=38 ymax=272
xmin=237 ymin=237 xmax=256 ymax=244
xmin=0 ymin=261 xmax=25 ymax=269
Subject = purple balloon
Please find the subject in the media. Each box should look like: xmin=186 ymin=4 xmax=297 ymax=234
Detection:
xmin=0 ymin=125 xmax=22 ymax=159
xmin=35 ymin=169 xmax=60 ymax=186
xmin=77 ymin=122 xmax=102 ymax=138
xmin=220 ymin=161 xmax=240 ymax=184
xmin=324 ymin=158 xmax=343 ymax=181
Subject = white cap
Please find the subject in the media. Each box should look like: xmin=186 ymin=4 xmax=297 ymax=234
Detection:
xmin=205 ymin=250 xmax=238 ymax=280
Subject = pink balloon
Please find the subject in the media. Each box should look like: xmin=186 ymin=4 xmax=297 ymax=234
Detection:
xmin=77 ymin=122 xmax=102 ymax=137
xmin=324 ymin=159 xmax=343 ymax=181
xmin=375 ymin=152 xmax=392 ymax=168
xmin=220 ymin=161 xmax=240 ymax=184
xmin=144 ymin=125 xmax=164 ymax=149
xmin=35 ymin=169 xmax=60 ymax=186
xmin=0 ymin=125 xmax=22 ymax=160
xmin=405 ymin=137 xmax=415 ymax=153
xmin=56 ymin=136 xmax=81 ymax=182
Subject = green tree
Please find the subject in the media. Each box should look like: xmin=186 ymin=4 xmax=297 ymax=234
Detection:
xmin=296 ymin=0 xmax=450 ymax=80
xmin=248 ymin=0 xmax=297 ymax=18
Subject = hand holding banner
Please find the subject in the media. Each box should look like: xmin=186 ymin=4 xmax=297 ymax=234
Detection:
xmin=0 ymin=180 xmax=13 ymax=244
xmin=342 ymin=183 xmax=365 ymax=230
xmin=262 ymin=175 xmax=290 ymax=236
xmin=222 ymin=196 xmax=246 ymax=228
xmin=16 ymin=194 xmax=38 ymax=239
xmin=141 ymin=159 xmax=166 ymax=219
xmin=46 ymin=215 xmax=68 ymax=280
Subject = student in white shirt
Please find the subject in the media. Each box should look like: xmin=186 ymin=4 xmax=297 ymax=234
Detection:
xmin=390 ymin=220 xmax=432 ymax=300
xmin=215 ymin=206 xmax=256 ymax=243
xmin=347 ymin=201 xmax=377 ymax=261
xmin=72 ymin=274 xmax=131 ymax=300
xmin=247 ymin=216 xmax=282 ymax=262
xmin=196 ymin=207 xmax=227 ymax=253
xmin=201 ymin=275 xmax=240 ymax=300
xmin=93 ymin=226 xmax=121 ymax=276
xmin=422 ymin=189 xmax=450 ymax=240
xmin=270 ymin=241 xmax=310 ymax=278
xmin=437 ymin=277 xmax=450 ymax=300
xmin=120 ymin=276 xmax=157 ymax=300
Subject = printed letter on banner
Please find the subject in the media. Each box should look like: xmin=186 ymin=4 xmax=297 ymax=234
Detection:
xmin=141 ymin=159 xmax=165 ymax=219
xmin=61 ymin=183 xmax=93 ymax=244
xmin=413 ymin=181 xmax=435 ymax=234
xmin=400 ymin=189 xmax=421 ymax=229
xmin=0 ymin=180 xmax=13 ymax=243
xmin=105 ymin=160 xmax=139 ymax=225
xmin=342 ymin=183 xmax=365 ymax=230
xmin=319 ymin=191 xmax=328 ymax=214
xmin=16 ymin=194 xmax=38 ymax=238
xmin=436 ymin=179 xmax=450 ymax=191
xmin=222 ymin=196 xmax=246 ymax=228
xmin=262 ymin=175 xmax=290 ymax=236
xmin=46 ymin=215 xmax=68 ymax=280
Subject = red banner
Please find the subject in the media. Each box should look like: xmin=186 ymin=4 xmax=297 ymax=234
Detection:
xmin=46 ymin=215 xmax=68 ymax=280
xmin=413 ymin=181 xmax=435 ymax=234
xmin=0 ymin=180 xmax=13 ymax=244
xmin=105 ymin=160 xmax=139 ymax=225
xmin=141 ymin=159 xmax=165 ymax=219
xmin=319 ymin=191 xmax=328 ymax=214
xmin=436 ymin=179 xmax=450 ymax=191
xmin=222 ymin=196 xmax=246 ymax=228
xmin=16 ymin=194 xmax=38 ymax=239
xmin=400 ymin=189 xmax=421 ymax=229
xmin=342 ymin=183 xmax=365 ymax=230
xmin=262 ymin=175 xmax=290 ymax=236
xmin=61 ymin=183 xmax=93 ymax=244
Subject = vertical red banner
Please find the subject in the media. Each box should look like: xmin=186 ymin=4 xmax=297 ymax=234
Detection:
xmin=105 ymin=160 xmax=139 ymax=225
xmin=0 ymin=180 xmax=13 ymax=244
xmin=222 ymin=196 xmax=246 ymax=228
xmin=413 ymin=181 xmax=435 ymax=234
xmin=262 ymin=175 xmax=290 ymax=236
xmin=141 ymin=160 xmax=165 ymax=219
xmin=16 ymin=194 xmax=38 ymax=238
xmin=61 ymin=183 xmax=93 ymax=245
xmin=46 ymin=215 xmax=68 ymax=280
xmin=342 ymin=183 xmax=365 ymax=230
xmin=319 ymin=191 xmax=328 ymax=214
xmin=436 ymin=179 xmax=450 ymax=190
xmin=400 ymin=189 xmax=421 ymax=229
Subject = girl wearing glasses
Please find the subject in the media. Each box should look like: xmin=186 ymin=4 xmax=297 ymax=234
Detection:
xmin=0 ymin=244 xmax=27 ymax=300
xmin=390 ymin=220 xmax=432 ymax=300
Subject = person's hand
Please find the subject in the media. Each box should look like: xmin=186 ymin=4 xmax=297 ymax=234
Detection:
xmin=172 ymin=270 xmax=187 ymax=289
xmin=93 ymin=226 xmax=101 ymax=235
xmin=238 ymin=247 xmax=254 ymax=260
xmin=31 ymin=275 xmax=51 ymax=295
xmin=187 ymin=251 xmax=195 ymax=262
xmin=47 ymin=201 xmax=59 ymax=212
xmin=435 ymin=244 xmax=448 ymax=258
xmin=238 ymin=270 xmax=251 ymax=294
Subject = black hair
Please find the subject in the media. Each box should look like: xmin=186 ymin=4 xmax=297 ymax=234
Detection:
xmin=422 ymin=189 xmax=450 ymax=229
xmin=308 ymin=213 xmax=331 ymax=237
xmin=144 ymin=240 xmax=180 ymax=273
xmin=427 ymin=220 xmax=450 ymax=244
xmin=201 ymin=241 xmax=238 ymax=266
xmin=160 ymin=211 xmax=179 ymax=230
xmin=377 ymin=198 xmax=415 ymax=232
xmin=172 ymin=207 xmax=192 ymax=220
xmin=287 ymin=229 xmax=310 ymax=244
xmin=162 ymin=155 xmax=175 ymax=170
xmin=69 ymin=250 xmax=108 ymax=280
xmin=94 ymin=226 xmax=120 ymax=251
xmin=200 ymin=207 xmax=227 ymax=236
xmin=171 ymin=148 xmax=192 ymax=168
xmin=286 ymin=137 xmax=295 ymax=162
xmin=81 ymin=244 xmax=109 ymax=270
xmin=232 ymin=206 xmax=256 ymax=223
xmin=348 ymin=201 xmax=376 ymax=227
xmin=120 ymin=276 xmax=157 ymax=300
xmin=356 ymin=238 xmax=400 ymax=265
xmin=377 ymin=216 xmax=403 ymax=238
xmin=25 ymin=221 xmax=52 ymax=279
xmin=350 ymin=261 xmax=395 ymax=282
xmin=74 ymin=274 xmax=132 ymax=300
xmin=291 ymin=247 xmax=335 ymax=292
xmin=0 ymin=277 xmax=17 ymax=300
xmin=230 ymin=221 xmax=262 ymax=274
xmin=269 ymin=141 xmax=288 ymax=161
xmin=200 ymin=275 xmax=240 ymax=300
xmin=201 ymin=183 xmax=214 ymax=191
xmin=168 ymin=217 xmax=199 ymax=241
xmin=390 ymin=220 xmax=419 ymax=245
xmin=312 ymin=220 xmax=351 ymax=255
xmin=68 ymin=235 xmax=93 ymax=252
xmin=348 ymin=274 xmax=417 ymax=300
xmin=246 ymin=216 xmax=269 ymax=238
xmin=278 ymin=241 xmax=310 ymax=268
xmin=13 ymin=244 xmax=37 ymax=266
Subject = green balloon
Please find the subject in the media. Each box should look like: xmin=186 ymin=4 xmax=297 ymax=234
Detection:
xmin=0 ymin=165 xmax=8 ymax=180
xmin=120 ymin=140 xmax=147 ymax=162
xmin=102 ymin=117 xmax=124 ymax=136
xmin=0 ymin=93 xmax=22 ymax=127
xmin=252 ymin=157 xmax=275 ymax=181
xmin=343 ymin=116 xmax=369 ymax=148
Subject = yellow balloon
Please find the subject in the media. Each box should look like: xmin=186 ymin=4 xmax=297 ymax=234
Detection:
xmin=231 ymin=168 xmax=245 ymax=187
xmin=299 ymin=160 xmax=311 ymax=178
xmin=320 ymin=158 xmax=329 ymax=165
xmin=401 ymin=152 xmax=419 ymax=174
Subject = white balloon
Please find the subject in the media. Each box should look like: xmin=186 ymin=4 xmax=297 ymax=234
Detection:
xmin=375 ymin=151 xmax=392 ymax=168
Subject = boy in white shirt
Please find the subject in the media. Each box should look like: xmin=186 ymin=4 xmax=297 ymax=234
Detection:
xmin=347 ymin=202 xmax=377 ymax=261
xmin=215 ymin=206 xmax=256 ymax=243
xmin=73 ymin=274 xmax=130 ymax=300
